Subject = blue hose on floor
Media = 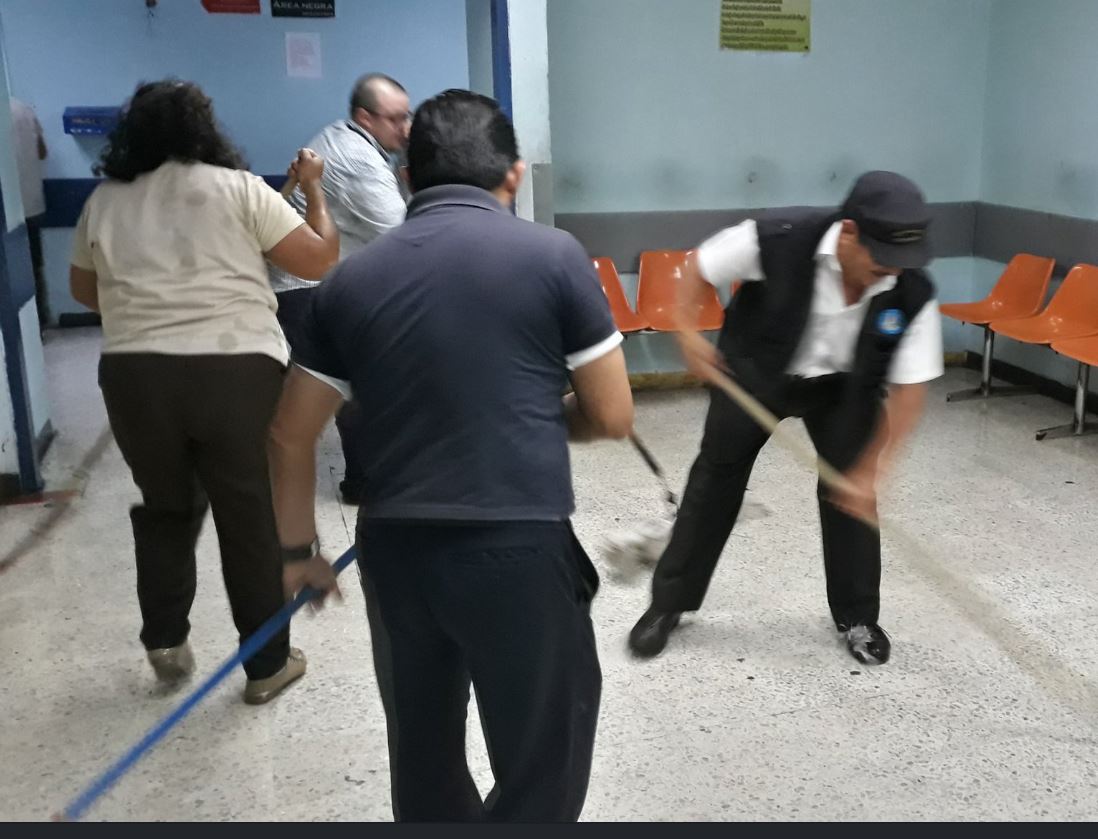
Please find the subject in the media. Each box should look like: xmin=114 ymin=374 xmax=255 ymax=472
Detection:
xmin=57 ymin=546 xmax=358 ymax=822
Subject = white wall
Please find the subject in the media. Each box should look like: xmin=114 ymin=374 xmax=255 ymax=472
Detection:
xmin=0 ymin=10 xmax=17 ymax=472
xmin=0 ymin=332 xmax=15 ymax=474
xmin=466 ymin=0 xmax=494 ymax=97
xmin=18 ymin=298 xmax=47 ymax=435
xmin=507 ymin=0 xmax=552 ymax=224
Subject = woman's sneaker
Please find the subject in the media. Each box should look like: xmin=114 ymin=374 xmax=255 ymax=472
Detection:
xmin=147 ymin=642 xmax=195 ymax=682
xmin=243 ymin=648 xmax=307 ymax=705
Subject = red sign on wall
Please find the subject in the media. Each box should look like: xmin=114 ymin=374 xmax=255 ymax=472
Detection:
xmin=202 ymin=0 xmax=261 ymax=13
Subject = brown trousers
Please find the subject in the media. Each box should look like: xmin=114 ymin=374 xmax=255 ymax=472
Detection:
xmin=99 ymin=353 xmax=288 ymax=679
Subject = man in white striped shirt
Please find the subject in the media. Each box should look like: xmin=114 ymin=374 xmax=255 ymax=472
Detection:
xmin=270 ymin=73 xmax=411 ymax=503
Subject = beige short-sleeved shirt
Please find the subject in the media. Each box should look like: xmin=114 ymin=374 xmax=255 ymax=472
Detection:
xmin=71 ymin=161 xmax=305 ymax=363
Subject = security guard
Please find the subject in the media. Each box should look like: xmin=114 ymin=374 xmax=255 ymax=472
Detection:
xmin=629 ymin=171 xmax=943 ymax=665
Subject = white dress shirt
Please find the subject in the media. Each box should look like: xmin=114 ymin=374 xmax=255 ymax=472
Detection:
xmin=696 ymin=220 xmax=944 ymax=385
xmin=269 ymin=120 xmax=408 ymax=293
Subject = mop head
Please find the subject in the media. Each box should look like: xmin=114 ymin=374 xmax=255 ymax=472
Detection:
xmin=599 ymin=516 xmax=674 ymax=583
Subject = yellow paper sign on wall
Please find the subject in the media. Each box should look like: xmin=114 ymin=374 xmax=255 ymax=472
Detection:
xmin=721 ymin=0 xmax=811 ymax=52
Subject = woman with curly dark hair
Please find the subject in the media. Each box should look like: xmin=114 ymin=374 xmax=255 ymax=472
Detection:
xmin=69 ymin=80 xmax=340 ymax=704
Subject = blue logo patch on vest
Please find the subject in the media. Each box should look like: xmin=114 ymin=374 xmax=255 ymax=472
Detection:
xmin=877 ymin=308 xmax=906 ymax=336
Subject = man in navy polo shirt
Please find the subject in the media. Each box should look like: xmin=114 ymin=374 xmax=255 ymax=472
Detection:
xmin=268 ymin=90 xmax=633 ymax=822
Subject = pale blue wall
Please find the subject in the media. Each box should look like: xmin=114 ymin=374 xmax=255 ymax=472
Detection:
xmin=0 ymin=10 xmax=19 ymax=470
xmin=982 ymin=0 xmax=1098 ymax=220
xmin=1 ymin=9 xmax=50 ymax=478
xmin=547 ymin=0 xmax=992 ymax=369
xmin=0 ymin=0 xmax=470 ymax=321
xmin=971 ymin=0 xmax=1098 ymax=390
xmin=0 ymin=0 xmax=469 ymax=178
xmin=548 ymin=0 xmax=992 ymax=215
xmin=9 ymin=0 xmax=1092 ymax=388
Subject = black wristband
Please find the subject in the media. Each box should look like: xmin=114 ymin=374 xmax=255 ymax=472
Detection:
xmin=281 ymin=538 xmax=319 ymax=564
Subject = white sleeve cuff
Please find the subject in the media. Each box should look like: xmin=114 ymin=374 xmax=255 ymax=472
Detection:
xmin=696 ymin=219 xmax=764 ymax=287
xmin=566 ymin=332 xmax=624 ymax=371
xmin=296 ymin=364 xmax=353 ymax=400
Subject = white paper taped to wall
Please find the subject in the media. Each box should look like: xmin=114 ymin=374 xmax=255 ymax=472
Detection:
xmin=286 ymin=32 xmax=322 ymax=79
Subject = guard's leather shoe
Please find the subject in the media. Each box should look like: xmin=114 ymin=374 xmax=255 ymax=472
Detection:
xmin=841 ymin=623 xmax=891 ymax=665
xmin=628 ymin=606 xmax=682 ymax=658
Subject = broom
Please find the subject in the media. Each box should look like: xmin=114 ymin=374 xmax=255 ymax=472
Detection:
xmin=599 ymin=433 xmax=679 ymax=582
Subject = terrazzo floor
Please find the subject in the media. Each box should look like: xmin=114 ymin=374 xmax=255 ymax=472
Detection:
xmin=2 ymin=328 xmax=1097 ymax=821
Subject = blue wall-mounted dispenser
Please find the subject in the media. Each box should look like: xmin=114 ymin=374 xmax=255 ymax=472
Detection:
xmin=62 ymin=106 xmax=122 ymax=136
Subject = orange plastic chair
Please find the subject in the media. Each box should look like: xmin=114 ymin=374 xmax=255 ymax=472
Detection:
xmin=1036 ymin=335 xmax=1098 ymax=441
xmin=636 ymin=250 xmax=725 ymax=332
xmin=991 ymin=264 xmax=1098 ymax=345
xmin=942 ymin=254 xmax=1055 ymax=401
xmin=941 ymin=253 xmax=1054 ymax=326
xmin=592 ymin=257 xmax=649 ymax=333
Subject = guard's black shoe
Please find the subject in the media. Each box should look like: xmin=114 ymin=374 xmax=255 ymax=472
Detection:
xmin=841 ymin=622 xmax=891 ymax=665
xmin=628 ymin=606 xmax=682 ymax=658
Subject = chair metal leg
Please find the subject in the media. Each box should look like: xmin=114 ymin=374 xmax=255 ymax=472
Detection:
xmin=947 ymin=326 xmax=1036 ymax=402
xmin=1036 ymin=363 xmax=1098 ymax=441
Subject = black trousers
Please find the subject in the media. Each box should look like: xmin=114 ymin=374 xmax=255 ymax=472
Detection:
xmin=358 ymin=519 xmax=602 ymax=823
xmin=99 ymin=353 xmax=289 ymax=679
xmin=334 ymin=399 xmax=365 ymax=492
xmin=274 ymin=287 xmax=315 ymax=353
xmin=275 ymin=287 xmax=364 ymax=493
xmin=26 ymin=215 xmax=48 ymax=327
xmin=652 ymin=374 xmax=883 ymax=629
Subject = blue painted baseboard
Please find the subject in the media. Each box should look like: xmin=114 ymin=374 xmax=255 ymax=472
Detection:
xmin=42 ymin=174 xmax=290 ymax=228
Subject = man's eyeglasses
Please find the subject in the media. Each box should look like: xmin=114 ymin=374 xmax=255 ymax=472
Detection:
xmin=366 ymin=108 xmax=413 ymax=126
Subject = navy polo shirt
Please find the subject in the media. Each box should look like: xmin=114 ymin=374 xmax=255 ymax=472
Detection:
xmin=293 ymin=184 xmax=620 ymax=522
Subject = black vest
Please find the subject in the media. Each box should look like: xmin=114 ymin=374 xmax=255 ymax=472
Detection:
xmin=717 ymin=209 xmax=934 ymax=405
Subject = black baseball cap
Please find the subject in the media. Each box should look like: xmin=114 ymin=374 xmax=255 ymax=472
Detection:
xmin=840 ymin=171 xmax=932 ymax=270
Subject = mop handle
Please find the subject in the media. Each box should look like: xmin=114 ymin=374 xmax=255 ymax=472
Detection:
xmin=630 ymin=433 xmax=666 ymax=479
xmin=704 ymin=359 xmax=1098 ymax=716
xmin=56 ymin=546 xmax=358 ymax=822
xmin=630 ymin=433 xmax=679 ymax=511
xmin=705 ymin=369 xmax=878 ymax=530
